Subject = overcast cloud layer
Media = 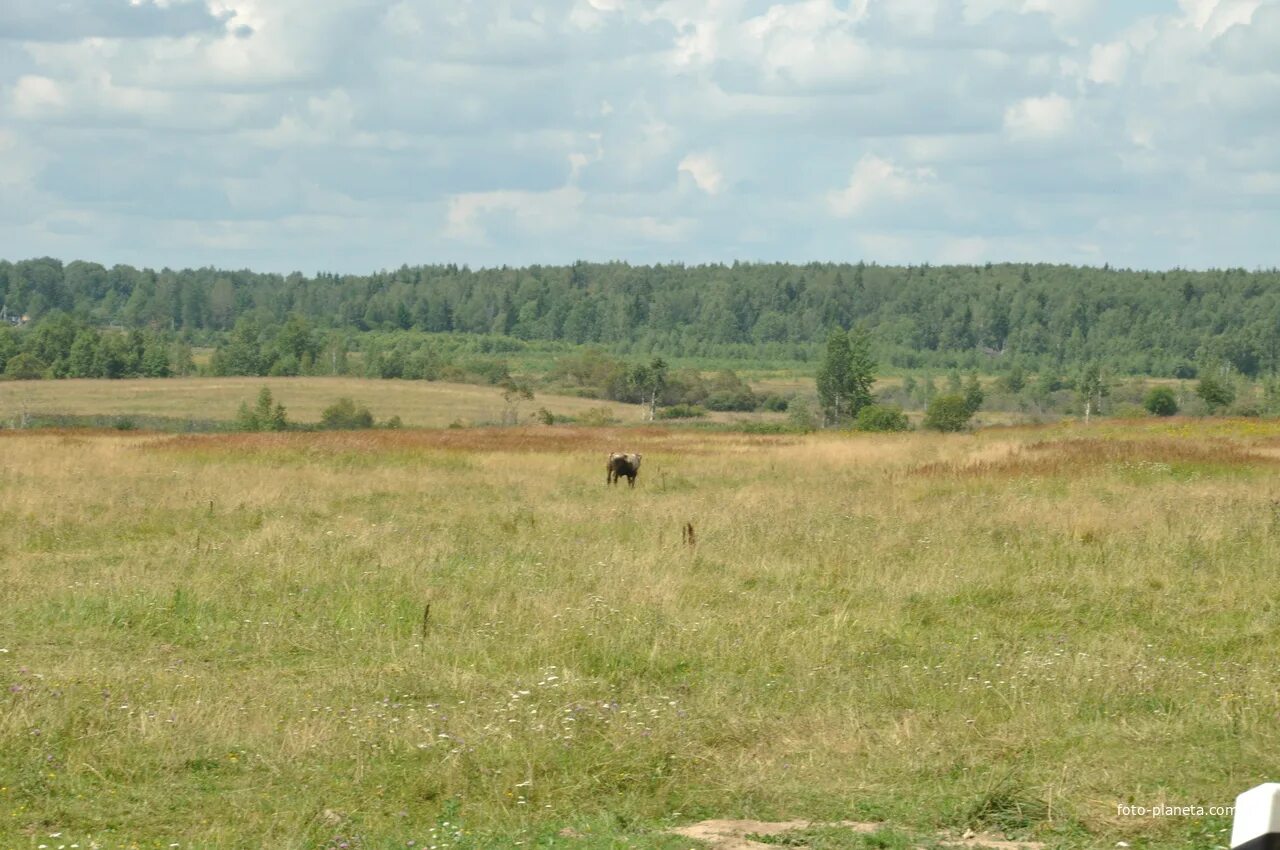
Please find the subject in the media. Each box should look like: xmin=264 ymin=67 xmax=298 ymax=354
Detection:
xmin=1 ymin=0 xmax=1278 ymax=271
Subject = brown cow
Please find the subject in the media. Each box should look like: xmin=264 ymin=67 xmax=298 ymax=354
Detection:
xmin=606 ymin=452 xmax=642 ymax=488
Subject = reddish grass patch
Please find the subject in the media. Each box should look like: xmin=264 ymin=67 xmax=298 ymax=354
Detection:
xmin=915 ymin=437 xmax=1276 ymax=478
xmin=144 ymin=426 xmax=797 ymax=457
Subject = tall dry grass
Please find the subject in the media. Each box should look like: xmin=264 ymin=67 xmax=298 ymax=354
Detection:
xmin=2 ymin=422 xmax=1278 ymax=848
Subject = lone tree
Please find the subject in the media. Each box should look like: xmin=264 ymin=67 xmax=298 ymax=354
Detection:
xmin=498 ymin=379 xmax=535 ymax=425
xmin=817 ymin=326 xmax=875 ymax=425
xmin=963 ymin=373 xmax=984 ymax=415
xmin=924 ymin=394 xmax=973 ymax=432
xmin=635 ymin=357 xmax=668 ymax=421
xmin=1078 ymin=363 xmax=1108 ymax=423
xmin=1196 ymin=374 xmax=1235 ymax=413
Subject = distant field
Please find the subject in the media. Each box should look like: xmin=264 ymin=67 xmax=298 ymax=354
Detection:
xmin=0 ymin=377 xmax=653 ymax=428
xmin=2 ymin=419 xmax=1275 ymax=848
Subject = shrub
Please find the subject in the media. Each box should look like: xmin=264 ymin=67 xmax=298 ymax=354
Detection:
xmin=1113 ymin=402 xmax=1148 ymax=419
xmin=1143 ymin=386 xmax=1179 ymax=417
xmin=963 ymin=374 xmax=984 ymax=414
xmin=383 ymin=415 xmax=403 ymax=429
xmin=577 ymin=406 xmax=618 ymax=427
xmin=236 ymin=387 xmax=289 ymax=431
xmin=924 ymin=394 xmax=973 ymax=432
xmin=786 ymin=398 xmax=818 ymax=433
xmin=1196 ymin=375 xmax=1235 ymax=412
xmin=1229 ymin=400 xmax=1262 ymax=418
xmin=854 ymin=403 xmax=910 ymax=432
xmin=739 ymin=421 xmax=789 ymax=434
xmin=761 ymin=394 xmax=789 ymax=412
xmin=704 ymin=390 xmax=756 ymax=412
xmin=535 ymin=407 xmax=556 ymax=426
xmin=320 ymin=397 xmax=374 ymax=430
xmin=998 ymin=366 xmax=1026 ymax=394
xmin=658 ymin=404 xmax=707 ymax=419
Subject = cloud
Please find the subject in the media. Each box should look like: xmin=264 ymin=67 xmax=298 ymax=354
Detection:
xmin=678 ymin=152 xmax=725 ymax=195
xmin=10 ymin=75 xmax=65 ymax=117
xmin=827 ymin=155 xmax=937 ymax=217
xmin=0 ymin=0 xmax=1278 ymax=270
xmin=0 ymin=0 xmax=225 ymax=42
xmin=445 ymin=187 xmax=585 ymax=243
xmin=1003 ymin=93 xmax=1073 ymax=140
xmin=1087 ymin=41 xmax=1129 ymax=83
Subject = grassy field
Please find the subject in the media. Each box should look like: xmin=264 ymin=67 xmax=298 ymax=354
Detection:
xmin=3 ymin=419 xmax=1278 ymax=849
xmin=0 ymin=377 xmax=653 ymax=429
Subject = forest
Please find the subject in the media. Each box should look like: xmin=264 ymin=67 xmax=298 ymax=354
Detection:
xmin=2 ymin=256 xmax=1279 ymax=380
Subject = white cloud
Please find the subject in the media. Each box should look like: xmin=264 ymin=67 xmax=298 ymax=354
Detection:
xmin=10 ymin=75 xmax=66 ymax=117
xmin=1179 ymin=0 xmax=1262 ymax=36
xmin=1022 ymin=0 xmax=1098 ymax=28
xmin=1003 ymin=93 xmax=1073 ymax=140
xmin=1087 ymin=41 xmax=1128 ymax=83
xmin=937 ymin=236 xmax=991 ymax=264
xmin=678 ymin=152 xmax=725 ymax=195
xmin=0 ymin=129 xmax=48 ymax=191
xmin=444 ymin=187 xmax=585 ymax=243
xmin=0 ymin=0 xmax=1278 ymax=269
xmin=827 ymin=155 xmax=936 ymax=217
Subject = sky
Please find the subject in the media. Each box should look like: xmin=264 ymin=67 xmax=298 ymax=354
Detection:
xmin=1 ymin=0 xmax=1278 ymax=273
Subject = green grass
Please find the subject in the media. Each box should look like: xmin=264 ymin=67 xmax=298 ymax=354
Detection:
xmin=1 ymin=423 xmax=1275 ymax=848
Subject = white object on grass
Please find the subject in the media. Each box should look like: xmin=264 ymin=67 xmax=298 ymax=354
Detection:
xmin=1232 ymin=783 xmax=1280 ymax=850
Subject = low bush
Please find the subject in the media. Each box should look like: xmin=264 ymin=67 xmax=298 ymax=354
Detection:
xmin=658 ymin=404 xmax=708 ymax=419
xmin=854 ymin=403 xmax=910 ymax=432
xmin=320 ymin=397 xmax=374 ymax=430
xmin=924 ymin=394 xmax=973 ymax=432
xmin=1143 ymin=387 xmax=1179 ymax=417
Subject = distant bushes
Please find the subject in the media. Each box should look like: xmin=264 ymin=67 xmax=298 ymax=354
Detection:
xmin=234 ymin=388 xmax=397 ymax=431
xmin=854 ymin=403 xmax=910 ymax=432
xmin=236 ymin=388 xmax=289 ymax=432
xmin=575 ymin=406 xmax=618 ymax=427
xmin=549 ymin=348 xmax=763 ymax=412
xmin=657 ymin=404 xmax=707 ymax=419
xmin=320 ymin=397 xmax=374 ymax=430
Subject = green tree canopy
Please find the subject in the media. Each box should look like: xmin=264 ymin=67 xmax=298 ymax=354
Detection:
xmin=924 ymin=394 xmax=973 ymax=432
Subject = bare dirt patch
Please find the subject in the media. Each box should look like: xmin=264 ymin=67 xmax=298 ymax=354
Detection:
xmin=667 ymin=819 xmax=1046 ymax=850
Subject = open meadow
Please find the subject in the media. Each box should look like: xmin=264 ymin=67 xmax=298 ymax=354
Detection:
xmin=3 ymin=419 xmax=1278 ymax=849
xmin=0 ymin=377 xmax=653 ymax=429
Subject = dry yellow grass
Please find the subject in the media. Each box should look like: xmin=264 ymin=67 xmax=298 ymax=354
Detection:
xmin=0 ymin=376 xmax=650 ymax=427
xmin=2 ymin=420 xmax=1277 ymax=849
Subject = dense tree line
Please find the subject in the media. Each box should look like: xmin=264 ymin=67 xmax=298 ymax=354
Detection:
xmin=0 ymin=313 xmax=192 ymax=379
xmin=4 ymin=257 xmax=1280 ymax=377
